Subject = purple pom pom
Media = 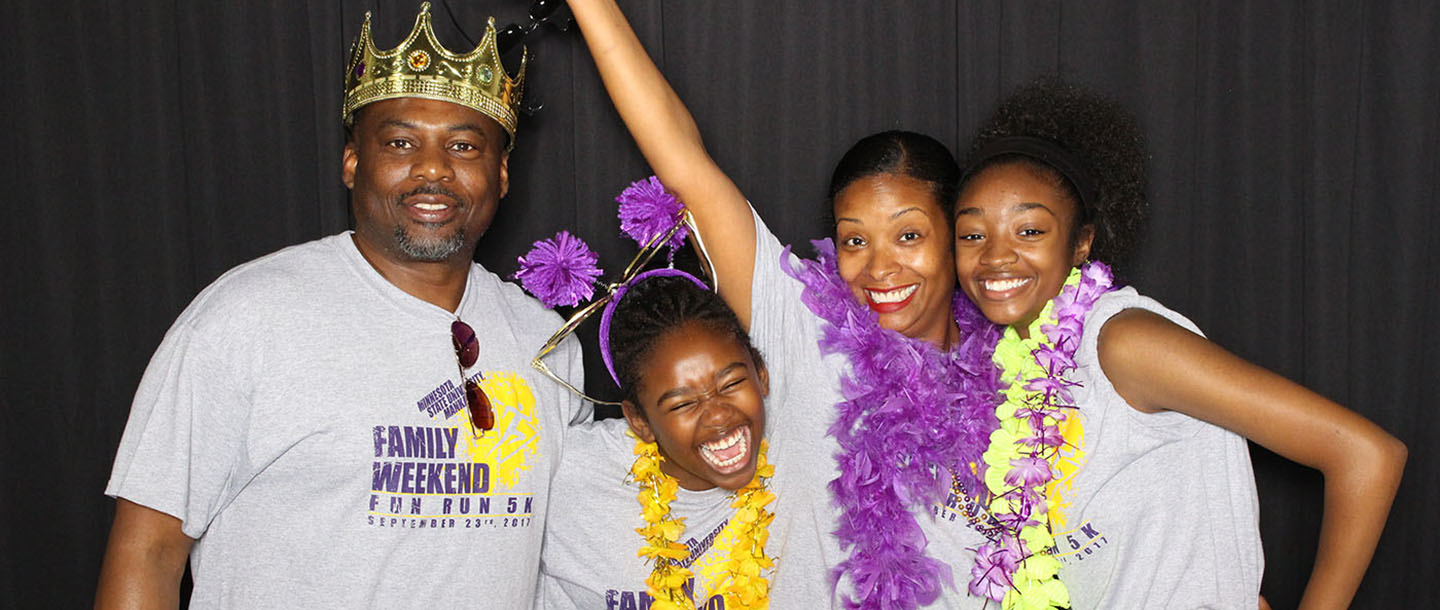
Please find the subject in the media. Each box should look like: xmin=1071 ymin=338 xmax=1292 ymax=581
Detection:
xmin=616 ymin=176 xmax=688 ymax=251
xmin=514 ymin=231 xmax=603 ymax=308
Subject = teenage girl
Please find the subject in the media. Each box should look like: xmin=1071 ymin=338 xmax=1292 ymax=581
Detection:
xmin=951 ymin=78 xmax=1406 ymax=609
xmin=537 ymin=274 xmax=774 ymax=609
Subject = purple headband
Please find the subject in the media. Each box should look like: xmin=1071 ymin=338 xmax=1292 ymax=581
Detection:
xmin=515 ymin=175 xmax=713 ymax=403
xmin=966 ymin=135 xmax=1098 ymax=216
xmin=597 ymin=268 xmax=711 ymax=387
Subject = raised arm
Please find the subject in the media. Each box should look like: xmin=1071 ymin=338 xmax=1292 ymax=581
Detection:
xmin=569 ymin=0 xmax=757 ymax=326
xmin=95 ymin=499 xmax=194 ymax=610
xmin=1097 ymin=309 xmax=1407 ymax=609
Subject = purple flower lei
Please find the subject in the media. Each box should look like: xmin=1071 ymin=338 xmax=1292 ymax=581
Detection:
xmin=967 ymin=261 xmax=1114 ymax=606
xmin=780 ymin=239 xmax=1004 ymax=610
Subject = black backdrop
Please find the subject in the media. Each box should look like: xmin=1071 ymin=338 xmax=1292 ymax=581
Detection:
xmin=2 ymin=1 xmax=1435 ymax=608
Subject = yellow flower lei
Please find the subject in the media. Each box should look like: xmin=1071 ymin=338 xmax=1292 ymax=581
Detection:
xmin=979 ymin=268 xmax=1088 ymax=610
xmin=629 ymin=434 xmax=776 ymax=610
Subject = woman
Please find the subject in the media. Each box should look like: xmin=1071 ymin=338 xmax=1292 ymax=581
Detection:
xmin=951 ymin=78 xmax=1406 ymax=609
xmin=569 ymin=2 xmax=1000 ymax=608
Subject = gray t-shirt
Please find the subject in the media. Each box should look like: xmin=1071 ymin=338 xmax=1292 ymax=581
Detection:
xmin=536 ymin=418 xmax=745 ymax=609
xmin=747 ymin=211 xmax=990 ymax=608
xmin=106 ymin=233 xmax=589 ymax=609
xmin=1052 ymin=287 xmax=1264 ymax=609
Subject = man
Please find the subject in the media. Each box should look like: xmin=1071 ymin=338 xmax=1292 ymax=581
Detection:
xmin=95 ymin=4 xmax=587 ymax=608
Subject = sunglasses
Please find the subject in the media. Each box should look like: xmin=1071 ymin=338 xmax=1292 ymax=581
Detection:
xmin=530 ymin=211 xmax=713 ymax=405
xmin=452 ymin=319 xmax=495 ymax=436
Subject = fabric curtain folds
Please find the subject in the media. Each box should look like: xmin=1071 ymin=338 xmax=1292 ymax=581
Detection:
xmin=1 ymin=1 xmax=1434 ymax=608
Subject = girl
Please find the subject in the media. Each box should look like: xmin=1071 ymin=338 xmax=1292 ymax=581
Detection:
xmin=951 ymin=78 xmax=1406 ymax=609
xmin=569 ymin=1 xmax=1003 ymax=607
xmin=537 ymin=273 xmax=775 ymax=610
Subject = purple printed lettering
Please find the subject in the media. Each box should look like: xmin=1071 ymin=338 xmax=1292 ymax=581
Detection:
xmin=372 ymin=462 xmax=401 ymax=491
xmin=425 ymin=459 xmax=443 ymax=492
xmin=386 ymin=426 xmax=404 ymax=457
xmin=416 ymin=381 xmax=453 ymax=418
xmin=402 ymin=461 xmax=416 ymax=493
xmin=442 ymin=463 xmax=456 ymax=494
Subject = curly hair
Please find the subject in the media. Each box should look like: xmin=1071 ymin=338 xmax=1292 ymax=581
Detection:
xmin=608 ymin=275 xmax=764 ymax=410
xmin=828 ymin=130 xmax=962 ymax=222
xmin=960 ymin=77 xmax=1148 ymax=265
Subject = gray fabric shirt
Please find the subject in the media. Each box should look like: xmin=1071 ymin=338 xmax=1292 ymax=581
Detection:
xmin=106 ymin=233 xmax=589 ymax=609
xmin=536 ymin=418 xmax=742 ymax=609
xmin=1051 ymin=286 xmax=1264 ymax=609
xmin=748 ymin=211 xmax=990 ymax=608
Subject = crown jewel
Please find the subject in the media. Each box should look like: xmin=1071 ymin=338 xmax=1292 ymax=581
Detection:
xmin=343 ymin=2 xmax=527 ymax=149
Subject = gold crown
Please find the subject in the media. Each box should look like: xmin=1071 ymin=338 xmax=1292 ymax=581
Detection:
xmin=343 ymin=2 xmax=527 ymax=149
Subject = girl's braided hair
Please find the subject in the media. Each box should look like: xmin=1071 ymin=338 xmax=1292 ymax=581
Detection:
xmin=609 ymin=275 xmax=763 ymax=409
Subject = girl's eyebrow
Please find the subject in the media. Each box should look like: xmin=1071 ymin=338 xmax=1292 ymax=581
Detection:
xmin=956 ymin=201 xmax=1056 ymax=216
xmin=714 ymin=362 xmax=748 ymax=379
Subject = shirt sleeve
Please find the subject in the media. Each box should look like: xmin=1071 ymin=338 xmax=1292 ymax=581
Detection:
xmin=557 ymin=334 xmax=592 ymax=426
xmin=105 ymin=317 xmax=251 ymax=539
xmin=745 ymin=206 xmax=812 ymax=360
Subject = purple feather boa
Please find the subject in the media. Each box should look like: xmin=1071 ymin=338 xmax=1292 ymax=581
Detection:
xmin=780 ymin=239 xmax=1004 ymax=610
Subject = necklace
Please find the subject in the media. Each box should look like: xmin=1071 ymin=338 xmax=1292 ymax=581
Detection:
xmin=629 ymin=434 xmax=775 ymax=610
xmin=950 ymin=469 xmax=1004 ymax=542
xmin=968 ymin=262 xmax=1114 ymax=609
xmin=780 ymin=239 xmax=1003 ymax=610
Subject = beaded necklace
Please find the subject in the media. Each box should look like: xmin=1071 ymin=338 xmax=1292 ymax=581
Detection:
xmin=968 ymin=262 xmax=1114 ymax=609
xmin=630 ymin=435 xmax=775 ymax=610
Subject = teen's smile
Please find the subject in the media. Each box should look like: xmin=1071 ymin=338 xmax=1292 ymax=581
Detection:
xmin=954 ymin=162 xmax=1092 ymax=337
xmin=624 ymin=322 xmax=769 ymax=491
xmin=977 ymin=275 xmax=1034 ymax=299
xmin=698 ymin=425 xmax=752 ymax=474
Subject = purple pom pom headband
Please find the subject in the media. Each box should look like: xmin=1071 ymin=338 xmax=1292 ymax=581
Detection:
xmin=519 ymin=177 xmax=712 ymax=405
xmin=597 ymin=268 xmax=709 ymax=386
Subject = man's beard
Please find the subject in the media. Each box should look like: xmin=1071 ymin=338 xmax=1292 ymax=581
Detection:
xmin=391 ymin=184 xmax=469 ymax=261
xmin=394 ymin=224 xmax=467 ymax=261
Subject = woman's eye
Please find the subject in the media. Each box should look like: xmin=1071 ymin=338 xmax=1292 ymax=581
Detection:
xmin=956 ymin=232 xmax=983 ymax=242
xmin=841 ymin=236 xmax=866 ymax=247
xmin=1019 ymin=228 xmax=1046 ymax=237
xmin=899 ymin=231 xmax=921 ymax=242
